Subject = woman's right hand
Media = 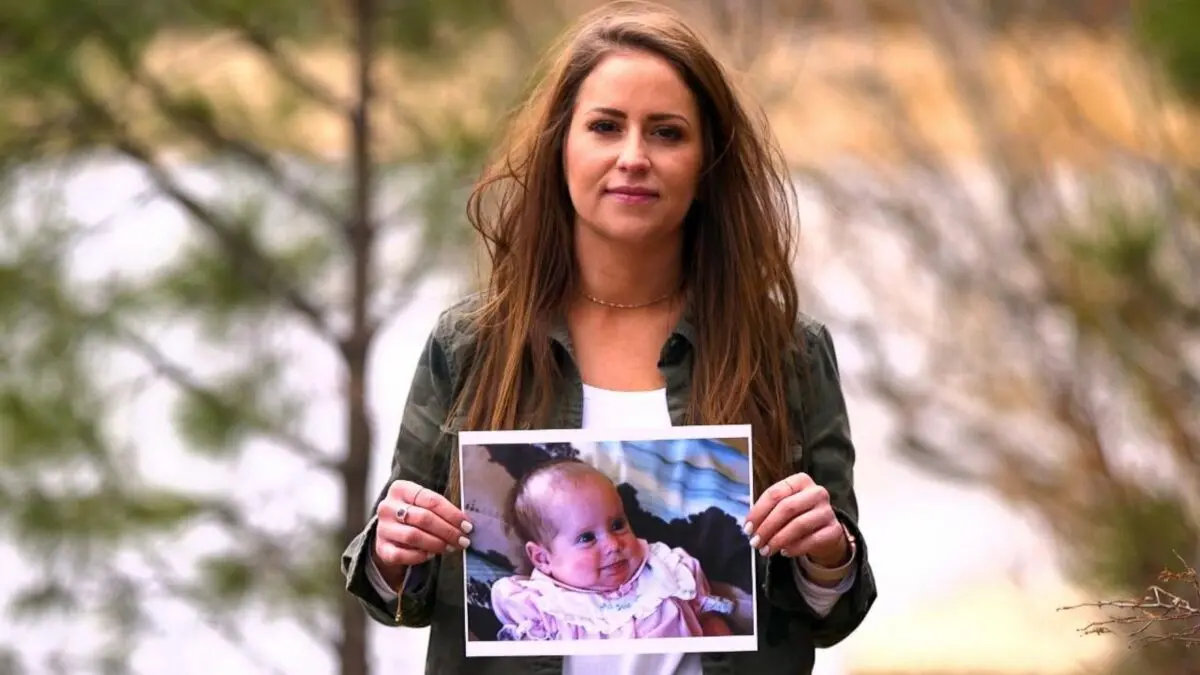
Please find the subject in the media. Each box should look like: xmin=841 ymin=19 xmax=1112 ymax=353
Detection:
xmin=372 ymin=480 xmax=474 ymax=575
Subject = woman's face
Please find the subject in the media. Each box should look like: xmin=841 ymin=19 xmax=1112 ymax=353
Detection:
xmin=563 ymin=49 xmax=704 ymax=249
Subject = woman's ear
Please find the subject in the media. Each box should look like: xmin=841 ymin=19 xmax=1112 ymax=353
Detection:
xmin=526 ymin=541 xmax=553 ymax=573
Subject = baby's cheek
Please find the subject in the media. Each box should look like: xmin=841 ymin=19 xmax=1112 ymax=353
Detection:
xmin=568 ymin=553 xmax=596 ymax=577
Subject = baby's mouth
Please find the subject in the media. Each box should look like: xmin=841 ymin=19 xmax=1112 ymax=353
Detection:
xmin=601 ymin=559 xmax=629 ymax=575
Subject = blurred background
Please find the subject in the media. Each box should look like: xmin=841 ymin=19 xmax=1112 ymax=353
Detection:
xmin=1 ymin=0 xmax=1198 ymax=673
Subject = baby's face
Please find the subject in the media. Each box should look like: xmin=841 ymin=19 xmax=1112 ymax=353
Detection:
xmin=526 ymin=472 xmax=644 ymax=591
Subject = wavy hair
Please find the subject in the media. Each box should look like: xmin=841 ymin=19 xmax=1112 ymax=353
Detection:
xmin=447 ymin=0 xmax=801 ymax=501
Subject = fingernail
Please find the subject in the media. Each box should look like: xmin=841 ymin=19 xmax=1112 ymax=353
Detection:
xmin=742 ymin=521 xmax=754 ymax=536
xmin=461 ymin=521 xmax=474 ymax=534
xmin=446 ymin=545 xmax=457 ymax=554
xmin=780 ymin=548 xmax=790 ymax=558
xmin=748 ymin=535 xmax=761 ymax=549
xmin=759 ymin=545 xmax=771 ymax=556
xmin=458 ymin=536 xmax=471 ymax=549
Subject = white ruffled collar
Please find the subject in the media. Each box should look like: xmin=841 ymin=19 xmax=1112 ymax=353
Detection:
xmin=519 ymin=539 xmax=701 ymax=633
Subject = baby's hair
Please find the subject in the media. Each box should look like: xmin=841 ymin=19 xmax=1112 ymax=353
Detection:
xmin=503 ymin=458 xmax=611 ymax=545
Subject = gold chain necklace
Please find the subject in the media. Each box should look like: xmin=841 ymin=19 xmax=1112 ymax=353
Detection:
xmin=583 ymin=287 xmax=678 ymax=310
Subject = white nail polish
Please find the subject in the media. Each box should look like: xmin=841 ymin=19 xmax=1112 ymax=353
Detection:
xmin=760 ymin=546 xmax=770 ymax=556
xmin=742 ymin=521 xmax=754 ymax=536
xmin=749 ymin=535 xmax=761 ymax=549
xmin=461 ymin=521 xmax=474 ymax=534
xmin=458 ymin=536 xmax=471 ymax=549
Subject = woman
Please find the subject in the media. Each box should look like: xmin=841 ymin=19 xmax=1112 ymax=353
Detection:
xmin=340 ymin=1 xmax=877 ymax=673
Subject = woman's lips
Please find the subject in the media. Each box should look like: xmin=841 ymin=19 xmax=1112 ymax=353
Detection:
xmin=606 ymin=188 xmax=658 ymax=204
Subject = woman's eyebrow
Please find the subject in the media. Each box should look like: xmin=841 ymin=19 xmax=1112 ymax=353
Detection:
xmin=586 ymin=106 xmax=691 ymax=126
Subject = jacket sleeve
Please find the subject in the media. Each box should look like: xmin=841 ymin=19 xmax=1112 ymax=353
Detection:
xmin=340 ymin=321 xmax=457 ymax=628
xmin=762 ymin=322 xmax=878 ymax=647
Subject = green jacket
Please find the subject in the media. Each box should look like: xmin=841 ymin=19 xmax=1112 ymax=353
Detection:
xmin=341 ymin=293 xmax=877 ymax=674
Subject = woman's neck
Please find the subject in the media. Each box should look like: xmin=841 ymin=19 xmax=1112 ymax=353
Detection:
xmin=573 ymin=230 xmax=684 ymax=308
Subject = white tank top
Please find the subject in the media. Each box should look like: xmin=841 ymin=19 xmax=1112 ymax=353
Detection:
xmin=563 ymin=384 xmax=702 ymax=675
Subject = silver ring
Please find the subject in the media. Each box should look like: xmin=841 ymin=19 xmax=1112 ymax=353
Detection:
xmin=395 ymin=504 xmax=410 ymax=524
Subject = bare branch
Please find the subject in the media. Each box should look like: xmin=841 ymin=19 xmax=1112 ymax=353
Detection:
xmin=1060 ymin=552 xmax=1200 ymax=648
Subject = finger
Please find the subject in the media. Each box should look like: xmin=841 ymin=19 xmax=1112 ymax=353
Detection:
xmin=390 ymin=480 xmax=473 ymax=534
xmin=780 ymin=520 xmax=844 ymax=561
xmin=744 ymin=473 xmax=813 ymax=534
xmin=749 ymin=486 xmax=826 ymax=553
xmin=379 ymin=501 xmax=470 ymax=551
xmin=374 ymin=539 xmax=434 ymax=569
xmin=766 ymin=504 xmax=835 ymax=555
xmin=378 ymin=518 xmax=456 ymax=554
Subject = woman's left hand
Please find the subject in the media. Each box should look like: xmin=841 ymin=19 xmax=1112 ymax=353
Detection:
xmin=743 ymin=472 xmax=849 ymax=566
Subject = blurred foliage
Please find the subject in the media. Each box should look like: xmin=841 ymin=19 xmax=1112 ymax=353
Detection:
xmin=1134 ymin=0 xmax=1200 ymax=103
xmin=0 ymin=0 xmax=557 ymax=674
xmin=767 ymin=0 xmax=1200 ymax=670
xmin=2 ymin=0 xmax=1195 ymax=673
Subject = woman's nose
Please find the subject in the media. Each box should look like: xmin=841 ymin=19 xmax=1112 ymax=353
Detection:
xmin=616 ymin=136 xmax=649 ymax=172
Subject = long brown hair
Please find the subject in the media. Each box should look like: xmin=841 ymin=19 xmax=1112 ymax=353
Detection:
xmin=447 ymin=0 xmax=801 ymax=501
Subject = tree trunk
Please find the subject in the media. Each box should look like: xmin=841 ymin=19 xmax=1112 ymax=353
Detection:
xmin=340 ymin=0 xmax=377 ymax=672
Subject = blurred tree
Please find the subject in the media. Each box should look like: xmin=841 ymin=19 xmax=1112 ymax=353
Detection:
xmin=0 ymin=1 xmax=565 ymax=674
xmin=770 ymin=0 xmax=1199 ymax=671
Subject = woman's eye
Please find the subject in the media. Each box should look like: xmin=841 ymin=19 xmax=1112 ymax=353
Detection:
xmin=587 ymin=120 xmax=619 ymax=134
xmin=654 ymin=126 xmax=683 ymax=140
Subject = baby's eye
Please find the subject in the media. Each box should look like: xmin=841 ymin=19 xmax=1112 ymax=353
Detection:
xmin=611 ymin=518 xmax=627 ymax=532
xmin=576 ymin=532 xmax=596 ymax=544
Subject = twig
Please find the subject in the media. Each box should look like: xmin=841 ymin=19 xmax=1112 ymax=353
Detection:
xmin=1059 ymin=552 xmax=1200 ymax=648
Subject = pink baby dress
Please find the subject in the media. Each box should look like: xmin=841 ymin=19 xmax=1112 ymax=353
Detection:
xmin=490 ymin=538 xmax=735 ymax=641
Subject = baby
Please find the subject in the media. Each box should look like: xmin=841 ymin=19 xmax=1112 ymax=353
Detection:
xmin=490 ymin=458 xmax=735 ymax=641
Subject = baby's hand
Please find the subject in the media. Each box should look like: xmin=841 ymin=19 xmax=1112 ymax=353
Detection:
xmin=699 ymin=613 xmax=733 ymax=637
xmin=707 ymin=582 xmax=753 ymax=634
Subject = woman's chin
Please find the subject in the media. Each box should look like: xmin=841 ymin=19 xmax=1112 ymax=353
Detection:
xmin=576 ymin=216 xmax=681 ymax=247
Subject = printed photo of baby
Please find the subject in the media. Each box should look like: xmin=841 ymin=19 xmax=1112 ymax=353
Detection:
xmin=494 ymin=458 xmax=736 ymax=640
xmin=458 ymin=425 xmax=757 ymax=658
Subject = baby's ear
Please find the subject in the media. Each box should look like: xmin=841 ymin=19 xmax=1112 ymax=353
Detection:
xmin=526 ymin=541 xmax=552 ymax=573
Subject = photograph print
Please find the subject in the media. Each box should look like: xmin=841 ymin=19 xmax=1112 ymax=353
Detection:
xmin=458 ymin=424 xmax=757 ymax=658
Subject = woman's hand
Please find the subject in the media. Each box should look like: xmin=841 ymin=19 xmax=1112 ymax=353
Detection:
xmin=743 ymin=473 xmax=848 ymax=566
xmin=372 ymin=480 xmax=474 ymax=578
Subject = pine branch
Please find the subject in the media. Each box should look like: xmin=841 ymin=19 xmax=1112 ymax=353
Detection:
xmin=130 ymin=143 xmax=338 ymax=341
xmin=238 ymin=28 xmax=350 ymax=114
xmin=81 ymin=4 xmax=349 ymax=232
xmin=112 ymin=323 xmax=338 ymax=472
xmin=139 ymin=546 xmax=328 ymax=671
xmin=38 ymin=38 xmax=340 ymax=345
